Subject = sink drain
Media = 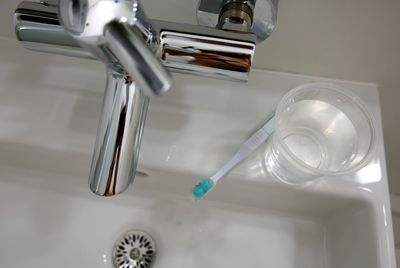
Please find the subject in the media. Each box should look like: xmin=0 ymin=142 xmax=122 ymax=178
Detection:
xmin=112 ymin=230 xmax=156 ymax=268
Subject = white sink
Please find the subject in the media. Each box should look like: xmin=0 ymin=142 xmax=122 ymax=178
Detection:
xmin=0 ymin=165 xmax=384 ymax=268
xmin=0 ymin=37 xmax=396 ymax=268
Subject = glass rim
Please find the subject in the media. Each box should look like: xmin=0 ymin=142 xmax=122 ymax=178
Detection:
xmin=274 ymin=82 xmax=378 ymax=175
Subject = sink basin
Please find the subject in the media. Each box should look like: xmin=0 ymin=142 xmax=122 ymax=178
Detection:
xmin=0 ymin=166 xmax=382 ymax=268
xmin=0 ymin=37 xmax=396 ymax=268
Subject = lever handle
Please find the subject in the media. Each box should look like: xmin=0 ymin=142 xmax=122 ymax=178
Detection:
xmin=104 ymin=22 xmax=172 ymax=96
xmin=58 ymin=0 xmax=172 ymax=96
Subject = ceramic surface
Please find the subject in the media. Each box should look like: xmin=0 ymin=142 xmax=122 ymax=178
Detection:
xmin=0 ymin=37 xmax=395 ymax=268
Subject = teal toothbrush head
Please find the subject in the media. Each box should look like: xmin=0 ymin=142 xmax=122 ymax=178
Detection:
xmin=192 ymin=178 xmax=215 ymax=199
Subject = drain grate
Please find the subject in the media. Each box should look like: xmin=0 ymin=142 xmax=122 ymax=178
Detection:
xmin=112 ymin=230 xmax=156 ymax=268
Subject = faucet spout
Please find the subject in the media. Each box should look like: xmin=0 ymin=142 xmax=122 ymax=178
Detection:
xmin=89 ymin=70 xmax=149 ymax=196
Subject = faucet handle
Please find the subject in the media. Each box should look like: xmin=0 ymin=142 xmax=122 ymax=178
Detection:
xmin=104 ymin=22 xmax=172 ymax=96
xmin=59 ymin=0 xmax=172 ymax=96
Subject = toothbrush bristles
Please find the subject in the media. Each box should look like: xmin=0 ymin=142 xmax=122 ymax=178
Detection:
xmin=192 ymin=178 xmax=214 ymax=199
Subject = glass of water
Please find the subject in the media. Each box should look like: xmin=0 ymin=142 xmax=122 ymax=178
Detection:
xmin=265 ymin=82 xmax=377 ymax=184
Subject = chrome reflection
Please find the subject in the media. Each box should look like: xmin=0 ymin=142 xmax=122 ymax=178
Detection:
xmin=58 ymin=0 xmax=172 ymax=97
xmin=159 ymin=31 xmax=255 ymax=82
xmin=89 ymin=71 xmax=149 ymax=196
xmin=14 ymin=1 xmax=256 ymax=82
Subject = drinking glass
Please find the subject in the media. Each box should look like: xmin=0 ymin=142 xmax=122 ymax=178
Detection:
xmin=265 ymin=82 xmax=377 ymax=184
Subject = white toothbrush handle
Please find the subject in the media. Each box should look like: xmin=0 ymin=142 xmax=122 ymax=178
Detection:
xmin=210 ymin=116 xmax=275 ymax=183
xmin=210 ymin=154 xmax=243 ymax=182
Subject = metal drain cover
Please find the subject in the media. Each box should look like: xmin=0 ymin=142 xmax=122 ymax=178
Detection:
xmin=112 ymin=230 xmax=156 ymax=268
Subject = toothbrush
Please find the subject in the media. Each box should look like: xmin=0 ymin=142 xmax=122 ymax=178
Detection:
xmin=192 ymin=115 xmax=275 ymax=200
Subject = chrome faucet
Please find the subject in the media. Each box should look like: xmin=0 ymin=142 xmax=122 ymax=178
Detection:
xmin=14 ymin=0 xmax=278 ymax=196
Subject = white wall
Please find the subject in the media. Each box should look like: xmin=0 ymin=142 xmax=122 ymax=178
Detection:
xmin=0 ymin=0 xmax=399 ymax=193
